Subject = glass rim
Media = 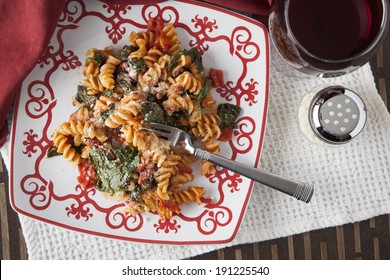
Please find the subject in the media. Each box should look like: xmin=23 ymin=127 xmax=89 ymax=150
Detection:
xmin=284 ymin=0 xmax=390 ymax=64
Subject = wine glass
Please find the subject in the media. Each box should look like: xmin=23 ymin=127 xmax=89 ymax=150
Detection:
xmin=269 ymin=0 xmax=390 ymax=78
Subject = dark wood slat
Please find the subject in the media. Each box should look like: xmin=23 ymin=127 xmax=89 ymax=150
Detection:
xmin=0 ymin=182 xmax=10 ymax=259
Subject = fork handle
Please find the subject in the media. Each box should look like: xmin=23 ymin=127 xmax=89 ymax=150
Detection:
xmin=195 ymin=149 xmax=314 ymax=203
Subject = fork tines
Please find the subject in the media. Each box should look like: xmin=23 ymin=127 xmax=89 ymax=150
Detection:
xmin=142 ymin=123 xmax=172 ymax=140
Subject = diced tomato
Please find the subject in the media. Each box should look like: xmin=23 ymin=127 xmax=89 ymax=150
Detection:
xmin=177 ymin=163 xmax=193 ymax=174
xmin=83 ymin=138 xmax=101 ymax=147
xmin=209 ymin=68 xmax=225 ymax=88
xmin=159 ymin=198 xmax=180 ymax=212
xmin=147 ymin=17 xmax=156 ymax=31
xmin=77 ymin=162 xmax=98 ymax=189
xmin=147 ymin=17 xmax=171 ymax=52
xmin=137 ymin=165 xmax=154 ymax=184
xmin=219 ymin=127 xmax=233 ymax=141
xmin=147 ymin=17 xmax=164 ymax=31
xmin=155 ymin=18 xmax=164 ymax=31
xmin=65 ymin=135 xmax=74 ymax=143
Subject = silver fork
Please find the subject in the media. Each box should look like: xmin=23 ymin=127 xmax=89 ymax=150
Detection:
xmin=145 ymin=123 xmax=314 ymax=203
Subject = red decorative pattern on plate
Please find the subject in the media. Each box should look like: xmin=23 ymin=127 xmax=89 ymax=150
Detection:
xmin=10 ymin=0 xmax=269 ymax=244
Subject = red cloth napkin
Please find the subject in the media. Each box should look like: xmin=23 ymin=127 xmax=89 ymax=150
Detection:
xmin=0 ymin=0 xmax=66 ymax=148
xmin=0 ymin=0 xmax=271 ymax=148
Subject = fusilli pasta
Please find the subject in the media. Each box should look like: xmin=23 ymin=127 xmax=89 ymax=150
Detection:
xmin=49 ymin=17 xmax=241 ymax=221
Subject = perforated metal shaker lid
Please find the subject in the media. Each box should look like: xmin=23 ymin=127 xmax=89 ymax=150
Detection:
xmin=308 ymin=85 xmax=367 ymax=144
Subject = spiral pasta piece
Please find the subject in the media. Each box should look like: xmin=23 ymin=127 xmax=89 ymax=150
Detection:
xmin=52 ymin=130 xmax=81 ymax=164
xmin=83 ymin=60 xmax=100 ymax=77
xmin=83 ymin=47 xmax=113 ymax=77
xmin=174 ymin=72 xmax=203 ymax=95
xmin=200 ymin=138 xmax=220 ymax=176
xmin=123 ymin=200 xmax=146 ymax=217
xmin=82 ymin=75 xmax=104 ymax=94
xmin=201 ymin=92 xmax=216 ymax=111
xmin=143 ymin=47 xmax=164 ymax=67
xmin=171 ymin=54 xmax=197 ymax=77
xmin=58 ymin=119 xmax=108 ymax=144
xmin=170 ymin=172 xmax=194 ymax=190
xmin=75 ymin=107 xmax=90 ymax=121
xmin=93 ymin=95 xmax=117 ymax=113
xmin=141 ymin=62 xmax=162 ymax=87
xmin=105 ymin=101 xmax=141 ymax=128
xmin=139 ymin=130 xmax=170 ymax=167
xmin=200 ymin=160 xmax=216 ymax=176
xmin=191 ymin=113 xmax=221 ymax=142
xmin=203 ymin=139 xmax=220 ymax=154
xmin=170 ymin=186 xmax=206 ymax=205
xmin=129 ymin=38 xmax=148 ymax=59
xmin=98 ymin=55 xmax=121 ymax=89
xmin=192 ymin=113 xmax=221 ymax=175
xmin=155 ymin=152 xmax=181 ymax=200
xmin=120 ymin=124 xmax=142 ymax=146
xmin=162 ymin=23 xmax=180 ymax=54
xmin=129 ymin=31 xmax=154 ymax=48
xmin=82 ymin=47 xmax=116 ymax=94
xmin=120 ymin=125 xmax=169 ymax=167
xmin=58 ymin=119 xmax=84 ymax=146
xmin=163 ymin=92 xmax=194 ymax=115
xmin=138 ymin=189 xmax=179 ymax=220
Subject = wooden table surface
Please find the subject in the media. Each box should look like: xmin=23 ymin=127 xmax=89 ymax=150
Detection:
xmin=1 ymin=20 xmax=389 ymax=261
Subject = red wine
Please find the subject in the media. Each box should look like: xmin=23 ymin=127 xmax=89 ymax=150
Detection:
xmin=288 ymin=0 xmax=383 ymax=60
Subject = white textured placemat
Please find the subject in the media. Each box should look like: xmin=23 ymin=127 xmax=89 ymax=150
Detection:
xmin=2 ymin=62 xmax=390 ymax=259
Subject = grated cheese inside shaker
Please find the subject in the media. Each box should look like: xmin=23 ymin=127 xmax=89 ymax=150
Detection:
xmin=298 ymin=85 xmax=367 ymax=145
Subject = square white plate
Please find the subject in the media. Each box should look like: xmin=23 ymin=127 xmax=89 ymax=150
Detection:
xmin=10 ymin=0 xmax=269 ymax=244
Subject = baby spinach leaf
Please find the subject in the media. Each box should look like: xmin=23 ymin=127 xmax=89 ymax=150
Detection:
xmin=168 ymin=48 xmax=203 ymax=73
xmin=217 ymin=103 xmax=242 ymax=129
xmin=129 ymin=57 xmax=146 ymax=72
xmin=99 ymin=107 xmax=115 ymax=122
xmin=74 ymin=85 xmax=97 ymax=108
xmin=85 ymin=51 xmax=104 ymax=67
xmin=89 ymin=144 xmax=139 ymax=194
xmin=121 ymin=45 xmax=138 ymax=60
xmin=140 ymin=102 xmax=166 ymax=124
xmin=116 ymin=79 xmax=134 ymax=94
xmin=197 ymin=78 xmax=211 ymax=114
xmin=46 ymin=146 xmax=61 ymax=158
xmin=187 ymin=47 xmax=204 ymax=73
xmin=168 ymin=51 xmax=184 ymax=71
